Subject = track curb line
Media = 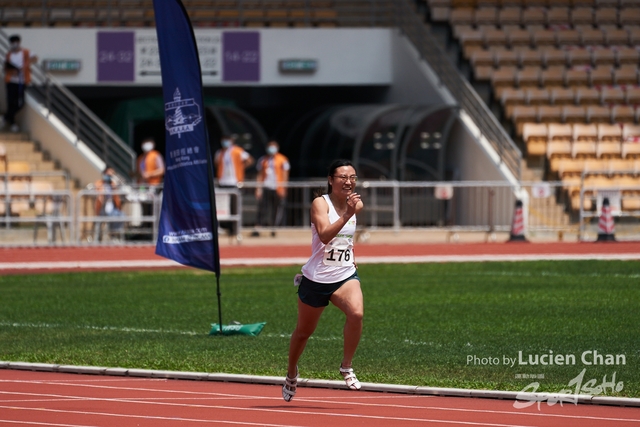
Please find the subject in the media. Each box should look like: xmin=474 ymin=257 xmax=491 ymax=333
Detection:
xmin=2 ymin=361 xmax=640 ymax=407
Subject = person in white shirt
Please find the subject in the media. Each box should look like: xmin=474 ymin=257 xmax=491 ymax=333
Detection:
xmin=282 ymin=159 xmax=364 ymax=402
xmin=214 ymin=134 xmax=254 ymax=236
xmin=214 ymin=134 xmax=254 ymax=188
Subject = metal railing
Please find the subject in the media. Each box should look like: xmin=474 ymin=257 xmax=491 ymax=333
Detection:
xmin=1 ymin=179 xmax=639 ymax=245
xmin=0 ymin=29 xmax=137 ymax=179
xmin=239 ymin=180 xmax=562 ymax=231
xmin=1 ymin=171 xmax=74 ymax=244
xmin=74 ymin=186 xmax=242 ymax=244
xmin=0 ymin=190 xmax=74 ymax=243
xmin=578 ymin=170 xmax=640 ymax=240
xmin=75 ymin=186 xmax=161 ymax=244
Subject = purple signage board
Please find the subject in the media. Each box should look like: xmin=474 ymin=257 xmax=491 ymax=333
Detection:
xmin=97 ymin=32 xmax=135 ymax=82
xmin=222 ymin=32 xmax=260 ymax=82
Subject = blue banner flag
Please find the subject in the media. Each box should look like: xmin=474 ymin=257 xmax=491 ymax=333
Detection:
xmin=153 ymin=0 xmax=220 ymax=274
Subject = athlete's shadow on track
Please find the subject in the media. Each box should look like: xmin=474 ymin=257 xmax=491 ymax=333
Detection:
xmin=253 ymin=405 xmax=341 ymax=410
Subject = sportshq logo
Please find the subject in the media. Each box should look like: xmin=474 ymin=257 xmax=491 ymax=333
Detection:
xmin=514 ymin=368 xmax=624 ymax=409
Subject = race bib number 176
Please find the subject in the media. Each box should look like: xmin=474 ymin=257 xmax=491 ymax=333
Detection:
xmin=323 ymin=238 xmax=354 ymax=267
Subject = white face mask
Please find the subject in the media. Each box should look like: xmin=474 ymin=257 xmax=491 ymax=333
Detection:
xmin=142 ymin=142 xmax=154 ymax=153
xmin=221 ymin=139 xmax=232 ymax=148
xmin=267 ymin=146 xmax=278 ymax=155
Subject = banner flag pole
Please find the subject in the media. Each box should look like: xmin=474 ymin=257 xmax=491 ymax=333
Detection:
xmin=152 ymin=0 xmax=265 ymax=336
xmin=152 ymin=0 xmax=222 ymax=324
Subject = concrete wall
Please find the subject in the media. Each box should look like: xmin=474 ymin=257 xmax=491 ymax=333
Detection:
xmin=10 ymin=27 xmax=518 ymax=191
xmin=386 ymin=29 xmax=456 ymax=107
xmin=446 ymin=116 xmax=518 ymax=226
xmin=447 ymin=120 xmax=507 ymax=182
xmin=14 ymin=28 xmax=393 ymax=86
xmin=21 ymin=94 xmax=103 ymax=187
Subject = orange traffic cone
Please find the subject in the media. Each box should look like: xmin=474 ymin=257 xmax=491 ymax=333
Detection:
xmin=596 ymin=197 xmax=616 ymax=242
xmin=508 ymin=199 xmax=528 ymax=242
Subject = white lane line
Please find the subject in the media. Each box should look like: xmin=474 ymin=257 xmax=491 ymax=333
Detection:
xmin=0 ymin=395 xmax=260 ymax=403
xmin=0 ymin=323 xmax=340 ymax=343
xmin=0 ymin=321 xmax=201 ymax=336
xmin=2 ymin=387 xmax=639 ymax=424
xmin=1 ymin=252 xmax=640 ymax=271
xmin=0 ymin=404 xmax=535 ymax=427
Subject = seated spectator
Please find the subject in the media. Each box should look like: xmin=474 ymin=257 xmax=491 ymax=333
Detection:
xmin=94 ymin=167 xmax=124 ymax=240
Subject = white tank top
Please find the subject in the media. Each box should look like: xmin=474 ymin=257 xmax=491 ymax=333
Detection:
xmin=301 ymin=194 xmax=357 ymax=283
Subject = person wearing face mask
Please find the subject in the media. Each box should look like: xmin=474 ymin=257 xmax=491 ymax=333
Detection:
xmin=214 ymin=134 xmax=254 ymax=188
xmin=1 ymin=35 xmax=38 ymax=133
xmin=253 ymin=141 xmax=290 ymax=237
xmin=136 ymin=138 xmax=165 ymax=187
xmin=214 ymin=134 xmax=254 ymax=237
xmin=136 ymin=138 xmax=165 ymax=232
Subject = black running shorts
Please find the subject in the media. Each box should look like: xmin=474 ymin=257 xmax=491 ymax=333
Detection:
xmin=298 ymin=271 xmax=360 ymax=308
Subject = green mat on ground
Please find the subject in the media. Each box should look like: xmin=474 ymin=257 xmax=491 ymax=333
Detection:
xmin=209 ymin=322 xmax=266 ymax=336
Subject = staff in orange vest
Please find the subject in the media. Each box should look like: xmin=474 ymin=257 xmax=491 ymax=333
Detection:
xmin=2 ymin=34 xmax=38 ymax=133
xmin=136 ymin=138 xmax=165 ymax=231
xmin=214 ymin=134 xmax=254 ymax=188
xmin=137 ymin=138 xmax=165 ymax=187
xmin=214 ymin=134 xmax=254 ymax=236
xmin=254 ymin=141 xmax=290 ymax=236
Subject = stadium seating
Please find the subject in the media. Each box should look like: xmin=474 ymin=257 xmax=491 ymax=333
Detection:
xmin=0 ymin=136 xmax=68 ymax=219
xmin=437 ymin=0 xmax=640 ymax=211
xmin=0 ymin=0 xmax=365 ymax=28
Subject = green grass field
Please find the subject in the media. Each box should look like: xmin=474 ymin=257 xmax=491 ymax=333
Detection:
xmin=0 ymin=260 xmax=638 ymax=397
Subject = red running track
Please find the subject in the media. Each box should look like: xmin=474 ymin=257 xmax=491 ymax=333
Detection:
xmin=1 ymin=370 xmax=639 ymax=427
xmin=1 ymin=242 xmax=639 ymax=273
xmin=1 ymin=243 xmax=640 ymax=425
xmin=1 ymin=242 xmax=640 ymax=261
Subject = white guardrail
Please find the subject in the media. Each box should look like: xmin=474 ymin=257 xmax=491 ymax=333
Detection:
xmin=1 ymin=180 xmax=639 ymax=245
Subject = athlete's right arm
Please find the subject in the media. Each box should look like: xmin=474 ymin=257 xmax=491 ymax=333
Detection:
xmin=310 ymin=197 xmax=347 ymax=245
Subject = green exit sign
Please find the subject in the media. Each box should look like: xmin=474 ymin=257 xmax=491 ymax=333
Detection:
xmin=42 ymin=59 xmax=82 ymax=73
xmin=278 ymin=59 xmax=317 ymax=73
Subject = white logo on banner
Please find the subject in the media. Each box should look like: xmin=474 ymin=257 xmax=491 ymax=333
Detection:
xmin=165 ymin=87 xmax=202 ymax=138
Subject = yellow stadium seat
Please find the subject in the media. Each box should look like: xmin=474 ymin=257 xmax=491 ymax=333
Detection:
xmin=573 ymin=123 xmax=598 ymax=141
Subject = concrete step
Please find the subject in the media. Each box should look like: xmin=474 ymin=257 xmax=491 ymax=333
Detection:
xmin=6 ymin=152 xmax=44 ymax=163
xmin=31 ymin=161 xmax=57 ymax=172
xmin=0 ymin=141 xmax=36 ymax=155
xmin=522 ymin=167 xmax=545 ymax=181
xmin=0 ymin=132 xmax=30 ymax=141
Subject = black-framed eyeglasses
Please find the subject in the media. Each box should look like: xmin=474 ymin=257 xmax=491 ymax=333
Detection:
xmin=332 ymin=175 xmax=358 ymax=182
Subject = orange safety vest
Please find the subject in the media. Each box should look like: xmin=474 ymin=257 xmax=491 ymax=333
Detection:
xmin=4 ymin=49 xmax=31 ymax=84
xmin=257 ymin=153 xmax=289 ymax=198
xmin=216 ymin=145 xmax=247 ymax=183
xmin=137 ymin=150 xmax=164 ymax=186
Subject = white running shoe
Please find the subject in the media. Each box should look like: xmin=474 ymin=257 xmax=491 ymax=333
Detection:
xmin=340 ymin=365 xmax=362 ymax=390
xmin=282 ymin=367 xmax=298 ymax=402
